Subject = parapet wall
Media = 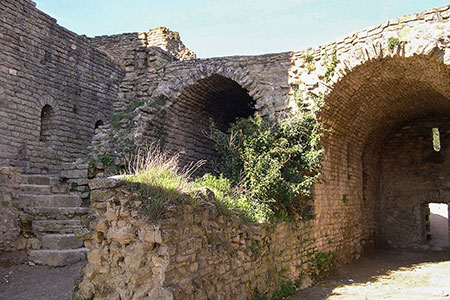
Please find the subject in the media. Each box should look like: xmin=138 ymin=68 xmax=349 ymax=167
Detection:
xmin=90 ymin=26 xmax=196 ymax=65
xmin=77 ymin=178 xmax=326 ymax=300
xmin=0 ymin=0 xmax=123 ymax=174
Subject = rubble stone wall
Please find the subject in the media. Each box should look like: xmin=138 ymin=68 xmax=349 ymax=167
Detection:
xmin=78 ymin=178 xmax=321 ymax=300
xmin=0 ymin=0 xmax=123 ymax=174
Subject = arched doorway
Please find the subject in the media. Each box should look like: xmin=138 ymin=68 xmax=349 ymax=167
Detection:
xmin=316 ymin=54 xmax=450 ymax=258
xmin=94 ymin=120 xmax=104 ymax=130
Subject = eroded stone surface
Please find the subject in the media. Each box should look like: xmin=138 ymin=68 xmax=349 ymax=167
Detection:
xmin=77 ymin=179 xmax=318 ymax=300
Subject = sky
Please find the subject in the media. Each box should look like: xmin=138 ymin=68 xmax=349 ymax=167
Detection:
xmin=35 ymin=0 xmax=449 ymax=58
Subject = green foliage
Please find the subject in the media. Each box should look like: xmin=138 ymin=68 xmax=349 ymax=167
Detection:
xmin=210 ymin=94 xmax=324 ymax=221
xmin=294 ymin=273 xmax=303 ymax=288
xmin=110 ymin=99 xmax=149 ymax=129
xmin=323 ymin=49 xmax=339 ymax=81
xmin=149 ymin=94 xmax=167 ymax=109
xmin=100 ymin=155 xmax=114 ymax=166
xmin=192 ymin=174 xmax=255 ymax=222
xmin=388 ymin=37 xmax=401 ymax=50
xmin=310 ymin=251 xmax=336 ymax=279
xmin=250 ymin=293 xmax=268 ymax=300
xmin=304 ymin=53 xmax=314 ymax=63
xmin=70 ymin=182 xmax=79 ymax=191
xmin=342 ymin=194 xmax=348 ymax=204
xmin=72 ymin=104 xmax=78 ymax=114
xmin=126 ymin=167 xmax=189 ymax=220
xmin=110 ymin=112 xmax=129 ymax=130
xmin=271 ymin=281 xmax=295 ymax=300
xmin=126 ymin=99 xmax=147 ymax=113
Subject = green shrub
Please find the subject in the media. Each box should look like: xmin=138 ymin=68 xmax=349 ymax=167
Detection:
xmin=309 ymin=251 xmax=336 ymax=279
xmin=388 ymin=37 xmax=401 ymax=50
xmin=210 ymin=94 xmax=324 ymax=221
xmin=100 ymin=155 xmax=114 ymax=166
xmin=272 ymin=281 xmax=295 ymax=300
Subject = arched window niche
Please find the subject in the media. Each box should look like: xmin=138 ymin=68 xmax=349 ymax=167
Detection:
xmin=39 ymin=104 xmax=55 ymax=143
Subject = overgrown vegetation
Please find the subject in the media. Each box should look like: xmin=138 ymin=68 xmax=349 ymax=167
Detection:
xmin=122 ymin=91 xmax=324 ymax=223
xmin=308 ymin=251 xmax=336 ymax=279
xmin=124 ymin=145 xmax=191 ymax=220
xmin=304 ymin=50 xmax=316 ymax=73
xmin=271 ymin=281 xmax=296 ymax=300
xmin=251 ymin=279 xmax=298 ymax=300
xmin=210 ymin=93 xmax=324 ymax=221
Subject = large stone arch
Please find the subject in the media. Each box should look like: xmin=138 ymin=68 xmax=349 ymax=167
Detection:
xmin=287 ymin=14 xmax=450 ymax=259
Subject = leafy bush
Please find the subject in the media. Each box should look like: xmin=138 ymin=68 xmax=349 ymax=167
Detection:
xmin=100 ymin=155 xmax=114 ymax=166
xmin=210 ymin=95 xmax=324 ymax=221
xmin=308 ymin=251 xmax=336 ymax=279
xmin=271 ymin=281 xmax=295 ymax=300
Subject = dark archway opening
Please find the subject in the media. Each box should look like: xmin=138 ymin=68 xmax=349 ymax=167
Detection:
xmin=317 ymin=54 xmax=450 ymax=259
xmin=94 ymin=120 xmax=104 ymax=130
xmin=39 ymin=104 xmax=55 ymax=143
xmin=162 ymin=74 xmax=256 ymax=174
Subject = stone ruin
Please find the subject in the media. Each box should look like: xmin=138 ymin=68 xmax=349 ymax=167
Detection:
xmin=1 ymin=0 xmax=450 ymax=298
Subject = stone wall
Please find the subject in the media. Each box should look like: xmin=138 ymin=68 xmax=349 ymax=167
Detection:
xmin=77 ymin=178 xmax=326 ymax=300
xmin=88 ymin=50 xmax=291 ymax=174
xmin=90 ymin=26 xmax=196 ymax=66
xmin=0 ymin=0 xmax=123 ymax=174
xmin=379 ymin=116 xmax=450 ymax=248
xmin=0 ymin=167 xmax=21 ymax=251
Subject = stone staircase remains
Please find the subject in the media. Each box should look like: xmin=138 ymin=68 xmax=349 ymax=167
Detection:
xmin=19 ymin=174 xmax=88 ymax=266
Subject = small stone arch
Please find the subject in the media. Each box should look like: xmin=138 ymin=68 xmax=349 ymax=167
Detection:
xmin=36 ymin=96 xmax=59 ymax=144
xmin=39 ymin=104 xmax=55 ymax=143
xmin=36 ymin=95 xmax=60 ymax=114
xmin=153 ymin=63 xmax=265 ymax=114
xmin=93 ymin=112 xmax=107 ymax=130
xmin=94 ymin=120 xmax=104 ymax=130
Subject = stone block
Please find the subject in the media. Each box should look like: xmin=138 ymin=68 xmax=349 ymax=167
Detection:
xmin=28 ymin=248 xmax=88 ymax=266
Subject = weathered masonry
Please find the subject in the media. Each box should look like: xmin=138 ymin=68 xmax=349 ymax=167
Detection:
xmin=1 ymin=0 xmax=450 ymax=298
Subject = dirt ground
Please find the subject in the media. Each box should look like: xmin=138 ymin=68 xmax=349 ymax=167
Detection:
xmin=0 ymin=250 xmax=449 ymax=300
xmin=290 ymin=249 xmax=450 ymax=300
xmin=0 ymin=260 xmax=85 ymax=300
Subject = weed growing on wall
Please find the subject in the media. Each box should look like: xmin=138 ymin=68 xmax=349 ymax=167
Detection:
xmin=322 ymin=48 xmax=339 ymax=81
xmin=307 ymin=251 xmax=336 ymax=279
xmin=388 ymin=36 xmax=401 ymax=50
xmin=210 ymin=93 xmax=324 ymax=221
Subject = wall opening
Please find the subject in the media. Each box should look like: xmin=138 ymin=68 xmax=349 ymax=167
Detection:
xmin=432 ymin=127 xmax=441 ymax=152
xmin=163 ymin=74 xmax=256 ymax=174
xmin=94 ymin=120 xmax=104 ymax=130
xmin=425 ymin=203 xmax=449 ymax=248
xmin=39 ymin=104 xmax=55 ymax=143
